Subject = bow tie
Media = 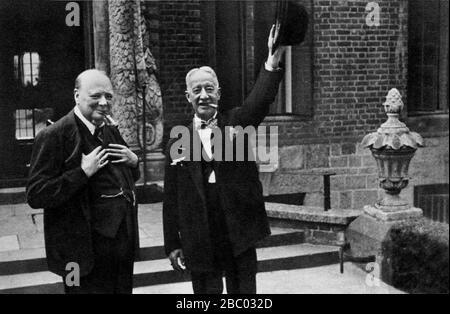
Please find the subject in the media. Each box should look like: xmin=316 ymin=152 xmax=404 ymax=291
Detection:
xmin=198 ymin=118 xmax=218 ymax=130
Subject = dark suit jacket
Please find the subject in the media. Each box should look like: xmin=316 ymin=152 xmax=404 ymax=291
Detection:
xmin=163 ymin=66 xmax=283 ymax=272
xmin=26 ymin=110 xmax=140 ymax=277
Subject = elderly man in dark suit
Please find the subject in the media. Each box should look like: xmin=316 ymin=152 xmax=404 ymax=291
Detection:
xmin=27 ymin=69 xmax=140 ymax=294
xmin=163 ymin=25 xmax=286 ymax=294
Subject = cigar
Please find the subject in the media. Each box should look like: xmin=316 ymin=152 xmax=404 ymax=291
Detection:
xmin=105 ymin=114 xmax=118 ymax=127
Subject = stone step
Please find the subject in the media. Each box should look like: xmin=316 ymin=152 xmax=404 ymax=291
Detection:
xmin=0 ymin=230 xmax=305 ymax=276
xmin=0 ymin=243 xmax=340 ymax=294
xmin=0 ymin=187 xmax=26 ymax=206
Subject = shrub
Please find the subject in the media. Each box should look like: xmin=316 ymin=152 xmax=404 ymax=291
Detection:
xmin=382 ymin=218 xmax=449 ymax=294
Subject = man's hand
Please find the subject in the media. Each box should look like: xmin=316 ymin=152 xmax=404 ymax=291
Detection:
xmin=81 ymin=146 xmax=109 ymax=178
xmin=267 ymin=23 xmax=287 ymax=69
xmin=105 ymin=144 xmax=139 ymax=168
xmin=169 ymin=249 xmax=186 ymax=272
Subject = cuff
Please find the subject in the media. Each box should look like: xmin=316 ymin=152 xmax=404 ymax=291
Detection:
xmin=264 ymin=61 xmax=282 ymax=72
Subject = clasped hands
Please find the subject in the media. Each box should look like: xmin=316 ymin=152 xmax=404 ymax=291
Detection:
xmin=81 ymin=144 xmax=138 ymax=178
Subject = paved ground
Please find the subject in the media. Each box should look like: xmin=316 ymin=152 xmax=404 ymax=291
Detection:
xmin=134 ymin=263 xmax=403 ymax=294
xmin=0 ymin=202 xmax=404 ymax=294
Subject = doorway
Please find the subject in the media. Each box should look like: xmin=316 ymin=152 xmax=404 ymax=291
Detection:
xmin=0 ymin=0 xmax=89 ymax=187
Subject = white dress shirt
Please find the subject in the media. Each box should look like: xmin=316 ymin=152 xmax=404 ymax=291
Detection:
xmin=193 ymin=113 xmax=217 ymax=183
xmin=74 ymin=105 xmax=104 ymax=135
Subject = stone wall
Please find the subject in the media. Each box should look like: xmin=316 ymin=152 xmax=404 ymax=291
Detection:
xmin=263 ymin=135 xmax=449 ymax=210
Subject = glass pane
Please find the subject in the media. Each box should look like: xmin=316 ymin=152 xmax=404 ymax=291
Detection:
xmin=14 ymin=108 xmax=54 ymax=140
xmin=13 ymin=55 xmax=19 ymax=80
xmin=31 ymin=52 xmax=39 ymax=64
xmin=22 ymin=52 xmax=31 ymax=65
xmin=18 ymin=52 xmax=40 ymax=86
xmin=15 ymin=109 xmax=34 ymax=140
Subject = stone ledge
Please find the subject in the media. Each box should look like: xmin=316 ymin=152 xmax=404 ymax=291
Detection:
xmin=265 ymin=202 xmax=361 ymax=226
xmin=364 ymin=205 xmax=423 ymax=221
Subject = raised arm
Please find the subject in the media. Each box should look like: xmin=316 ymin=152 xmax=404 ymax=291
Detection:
xmin=231 ymin=24 xmax=286 ymax=127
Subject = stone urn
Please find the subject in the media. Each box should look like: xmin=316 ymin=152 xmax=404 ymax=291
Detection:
xmin=361 ymin=88 xmax=424 ymax=219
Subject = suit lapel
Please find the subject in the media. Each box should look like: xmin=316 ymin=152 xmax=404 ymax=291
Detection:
xmin=63 ymin=110 xmax=83 ymax=168
xmin=62 ymin=110 xmax=91 ymax=220
xmin=185 ymin=122 xmax=207 ymax=205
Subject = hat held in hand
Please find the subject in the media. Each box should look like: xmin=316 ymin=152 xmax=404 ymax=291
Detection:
xmin=272 ymin=0 xmax=309 ymax=53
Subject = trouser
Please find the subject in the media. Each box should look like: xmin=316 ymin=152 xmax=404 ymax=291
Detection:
xmin=190 ymin=183 xmax=258 ymax=294
xmin=63 ymin=219 xmax=135 ymax=294
xmin=191 ymin=247 xmax=257 ymax=294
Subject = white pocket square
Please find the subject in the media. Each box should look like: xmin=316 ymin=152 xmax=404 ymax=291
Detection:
xmin=171 ymin=157 xmax=186 ymax=165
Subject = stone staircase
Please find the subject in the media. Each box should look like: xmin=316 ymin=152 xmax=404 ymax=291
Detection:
xmin=0 ymin=188 xmax=26 ymax=206
xmin=0 ymin=227 xmax=341 ymax=294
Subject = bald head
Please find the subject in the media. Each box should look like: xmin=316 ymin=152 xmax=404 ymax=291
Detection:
xmin=74 ymin=69 xmax=114 ymax=125
xmin=75 ymin=69 xmax=111 ymax=91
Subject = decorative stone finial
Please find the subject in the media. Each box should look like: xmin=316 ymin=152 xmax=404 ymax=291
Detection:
xmin=383 ymin=88 xmax=404 ymax=114
xmin=361 ymin=89 xmax=424 ymax=150
xmin=360 ymin=88 xmax=424 ymax=218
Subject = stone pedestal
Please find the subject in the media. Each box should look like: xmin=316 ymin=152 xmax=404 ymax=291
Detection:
xmin=346 ymin=208 xmax=423 ymax=284
xmin=364 ymin=204 xmax=422 ymax=222
xmin=137 ymin=150 xmax=165 ymax=183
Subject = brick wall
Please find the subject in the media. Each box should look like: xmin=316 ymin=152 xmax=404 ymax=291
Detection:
xmin=260 ymin=0 xmax=409 ymax=144
xmin=144 ymin=1 xmax=448 ymax=211
xmin=142 ymin=0 xmax=206 ymax=145
xmin=151 ymin=0 xmax=409 ymax=143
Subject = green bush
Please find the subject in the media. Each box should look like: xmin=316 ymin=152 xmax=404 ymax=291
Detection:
xmin=382 ymin=218 xmax=449 ymax=294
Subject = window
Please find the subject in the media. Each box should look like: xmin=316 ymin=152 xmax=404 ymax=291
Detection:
xmin=252 ymin=0 xmax=313 ymax=117
xmin=13 ymin=52 xmax=41 ymax=87
xmin=408 ymin=0 xmax=449 ymax=114
xmin=15 ymin=108 xmax=54 ymax=140
xmin=270 ymin=44 xmax=313 ymax=116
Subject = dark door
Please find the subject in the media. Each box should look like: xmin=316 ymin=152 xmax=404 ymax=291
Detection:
xmin=0 ymin=0 xmax=87 ymax=187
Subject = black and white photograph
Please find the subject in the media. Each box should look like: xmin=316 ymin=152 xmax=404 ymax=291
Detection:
xmin=0 ymin=0 xmax=448 ymax=296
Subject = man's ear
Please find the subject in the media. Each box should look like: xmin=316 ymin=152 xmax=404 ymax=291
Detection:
xmin=217 ymin=87 xmax=221 ymax=101
xmin=185 ymin=91 xmax=191 ymax=103
xmin=74 ymin=88 xmax=79 ymax=104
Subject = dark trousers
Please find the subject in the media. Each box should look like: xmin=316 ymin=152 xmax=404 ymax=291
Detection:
xmin=191 ymin=247 xmax=257 ymax=294
xmin=191 ymin=183 xmax=258 ymax=294
xmin=63 ymin=220 xmax=135 ymax=294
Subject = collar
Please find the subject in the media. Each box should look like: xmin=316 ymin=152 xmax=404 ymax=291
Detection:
xmin=193 ymin=112 xmax=218 ymax=130
xmin=74 ymin=105 xmax=104 ymax=135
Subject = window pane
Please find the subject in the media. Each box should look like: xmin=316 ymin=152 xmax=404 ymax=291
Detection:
xmin=14 ymin=108 xmax=54 ymax=140
xmin=13 ymin=55 xmax=19 ymax=81
xmin=17 ymin=52 xmax=40 ymax=87
xmin=15 ymin=109 xmax=34 ymax=140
